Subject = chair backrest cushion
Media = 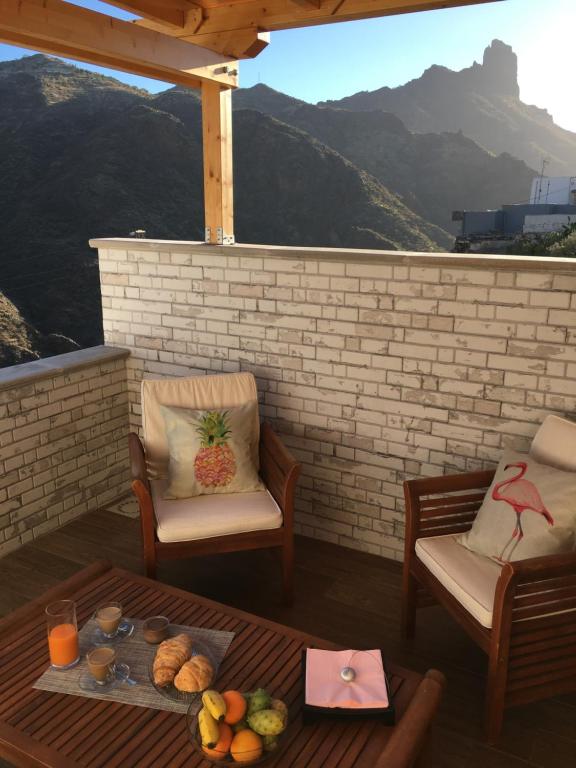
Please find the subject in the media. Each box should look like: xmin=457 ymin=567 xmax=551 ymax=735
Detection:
xmin=459 ymin=450 xmax=576 ymax=562
xmin=142 ymin=372 xmax=259 ymax=479
xmin=530 ymin=414 xmax=576 ymax=471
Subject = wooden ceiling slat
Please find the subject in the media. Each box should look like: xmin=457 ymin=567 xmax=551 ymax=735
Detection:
xmin=97 ymin=0 xmax=193 ymax=28
xmin=179 ymin=0 xmax=500 ymax=36
xmin=131 ymin=0 xmax=499 ymax=57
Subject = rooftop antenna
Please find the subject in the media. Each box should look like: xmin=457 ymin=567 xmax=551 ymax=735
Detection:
xmin=536 ymin=156 xmax=550 ymax=203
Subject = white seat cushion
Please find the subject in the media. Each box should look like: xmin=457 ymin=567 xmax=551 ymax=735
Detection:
xmin=151 ymin=479 xmax=282 ymax=543
xmin=415 ymin=534 xmax=503 ymax=628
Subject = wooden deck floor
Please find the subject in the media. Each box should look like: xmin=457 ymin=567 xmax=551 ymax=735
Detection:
xmin=0 ymin=505 xmax=575 ymax=768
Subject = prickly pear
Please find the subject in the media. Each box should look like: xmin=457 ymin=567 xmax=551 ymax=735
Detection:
xmin=271 ymin=699 xmax=288 ymax=725
xmin=247 ymin=688 xmax=271 ymax=715
xmin=247 ymin=709 xmax=285 ymax=737
xmin=263 ymin=735 xmax=278 ymax=752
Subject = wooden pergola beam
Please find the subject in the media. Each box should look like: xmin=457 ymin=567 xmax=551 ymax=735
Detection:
xmin=0 ymin=0 xmax=238 ymax=89
xmin=202 ymin=82 xmax=234 ymax=245
xmin=154 ymin=0 xmax=500 ymax=36
xmin=136 ymin=17 xmax=271 ymax=60
xmin=183 ymin=29 xmax=270 ymax=59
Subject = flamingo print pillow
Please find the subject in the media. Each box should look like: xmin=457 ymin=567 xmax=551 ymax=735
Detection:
xmin=459 ymin=451 xmax=576 ymax=562
xmin=160 ymin=402 xmax=264 ymax=499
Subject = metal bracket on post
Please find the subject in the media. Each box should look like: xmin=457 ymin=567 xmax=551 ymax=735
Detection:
xmin=216 ymin=227 xmax=235 ymax=246
xmin=204 ymin=227 xmax=234 ymax=245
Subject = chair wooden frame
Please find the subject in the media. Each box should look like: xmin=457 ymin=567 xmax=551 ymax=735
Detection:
xmin=375 ymin=669 xmax=446 ymax=768
xmin=129 ymin=422 xmax=300 ymax=603
xmin=402 ymin=470 xmax=576 ymax=743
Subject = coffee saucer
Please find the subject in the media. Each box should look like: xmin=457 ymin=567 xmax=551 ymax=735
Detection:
xmin=79 ymin=663 xmax=132 ymax=692
xmin=91 ymin=619 xmax=134 ymax=645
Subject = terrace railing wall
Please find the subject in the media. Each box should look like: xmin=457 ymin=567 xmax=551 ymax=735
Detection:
xmin=0 ymin=346 xmax=130 ymax=555
xmin=92 ymin=240 xmax=576 ymax=560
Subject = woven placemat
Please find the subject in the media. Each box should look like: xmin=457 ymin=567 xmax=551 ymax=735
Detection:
xmin=34 ymin=618 xmax=235 ymax=714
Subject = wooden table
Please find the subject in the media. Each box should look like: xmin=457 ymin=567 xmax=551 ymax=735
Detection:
xmin=0 ymin=561 xmax=444 ymax=768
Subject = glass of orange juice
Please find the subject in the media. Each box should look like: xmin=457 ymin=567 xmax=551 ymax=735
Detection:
xmin=46 ymin=600 xmax=80 ymax=669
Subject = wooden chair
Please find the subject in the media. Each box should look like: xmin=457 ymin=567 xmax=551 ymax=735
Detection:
xmin=376 ymin=669 xmax=446 ymax=768
xmin=129 ymin=372 xmax=300 ymax=603
xmin=402 ymin=469 xmax=576 ymax=743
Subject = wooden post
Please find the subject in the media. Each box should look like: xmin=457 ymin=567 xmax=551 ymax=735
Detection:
xmin=202 ymin=81 xmax=234 ymax=245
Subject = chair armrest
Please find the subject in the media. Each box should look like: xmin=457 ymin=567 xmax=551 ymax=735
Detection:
xmin=403 ymin=469 xmax=494 ymax=551
xmin=259 ymin=423 xmax=301 ymax=519
xmin=375 ymin=669 xmax=446 ymax=768
xmin=507 ymin=550 xmax=576 ymax=580
xmin=493 ymin=550 xmax=576 ymax=617
xmin=128 ymin=433 xmax=156 ymax=547
xmin=129 ymin=432 xmax=150 ymax=492
xmin=490 ymin=551 xmax=576 ymax=649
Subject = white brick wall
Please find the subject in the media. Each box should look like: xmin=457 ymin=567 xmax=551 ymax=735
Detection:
xmin=0 ymin=347 xmax=130 ymax=556
xmin=94 ymin=240 xmax=576 ymax=561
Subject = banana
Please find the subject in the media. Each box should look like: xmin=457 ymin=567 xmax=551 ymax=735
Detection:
xmin=198 ymin=706 xmax=220 ymax=748
xmin=202 ymin=689 xmax=227 ymax=722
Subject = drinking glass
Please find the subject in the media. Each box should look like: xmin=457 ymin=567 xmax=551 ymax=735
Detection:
xmin=46 ymin=599 xmax=80 ymax=669
xmin=95 ymin=602 xmax=123 ymax=639
xmin=87 ymin=647 xmax=116 ymax=685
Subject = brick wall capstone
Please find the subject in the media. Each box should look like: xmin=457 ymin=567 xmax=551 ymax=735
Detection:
xmin=0 ymin=346 xmax=130 ymax=557
xmin=92 ymin=239 xmax=576 ymax=561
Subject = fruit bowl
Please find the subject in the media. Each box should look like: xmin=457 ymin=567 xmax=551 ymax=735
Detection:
xmin=187 ymin=688 xmax=288 ymax=765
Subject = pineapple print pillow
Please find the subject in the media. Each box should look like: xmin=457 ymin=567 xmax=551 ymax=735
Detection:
xmin=160 ymin=403 xmax=264 ymax=498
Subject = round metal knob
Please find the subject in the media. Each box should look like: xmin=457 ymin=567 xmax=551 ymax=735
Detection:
xmin=340 ymin=666 xmax=356 ymax=682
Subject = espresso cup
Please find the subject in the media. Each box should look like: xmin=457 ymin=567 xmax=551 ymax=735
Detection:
xmin=95 ymin=602 xmax=123 ymax=638
xmin=87 ymin=647 xmax=116 ymax=684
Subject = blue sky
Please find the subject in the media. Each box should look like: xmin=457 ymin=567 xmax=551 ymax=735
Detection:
xmin=1 ymin=0 xmax=575 ymax=131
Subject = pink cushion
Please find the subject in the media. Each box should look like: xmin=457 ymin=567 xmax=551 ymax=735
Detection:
xmin=305 ymin=649 xmax=389 ymax=709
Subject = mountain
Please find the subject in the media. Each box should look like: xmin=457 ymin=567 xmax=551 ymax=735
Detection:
xmin=156 ymin=88 xmax=450 ymax=250
xmin=323 ymin=40 xmax=576 ymax=177
xmin=0 ymin=291 xmax=79 ymax=366
xmin=1 ymin=43 xmax=571 ymax=365
xmin=0 ymin=291 xmax=42 ymax=366
xmin=0 ymin=55 xmax=451 ymax=359
xmin=235 ymin=84 xmax=536 ymax=232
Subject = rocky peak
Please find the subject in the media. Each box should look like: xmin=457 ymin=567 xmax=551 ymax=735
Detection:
xmin=468 ymin=39 xmax=519 ymax=98
xmin=481 ymin=39 xmax=519 ymax=97
xmin=417 ymin=40 xmax=519 ymax=99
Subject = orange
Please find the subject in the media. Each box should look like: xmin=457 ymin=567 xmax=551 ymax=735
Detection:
xmin=222 ymin=690 xmax=247 ymax=725
xmin=230 ymin=729 xmax=263 ymax=763
xmin=202 ymin=722 xmax=233 ymax=762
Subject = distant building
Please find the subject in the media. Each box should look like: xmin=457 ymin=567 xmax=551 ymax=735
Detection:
xmin=530 ymin=176 xmax=576 ymax=205
xmin=453 ymin=176 xmax=576 ymax=252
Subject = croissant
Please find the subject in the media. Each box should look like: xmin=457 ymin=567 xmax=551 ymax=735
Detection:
xmin=153 ymin=633 xmax=193 ymax=687
xmin=173 ymin=654 xmax=214 ymax=693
